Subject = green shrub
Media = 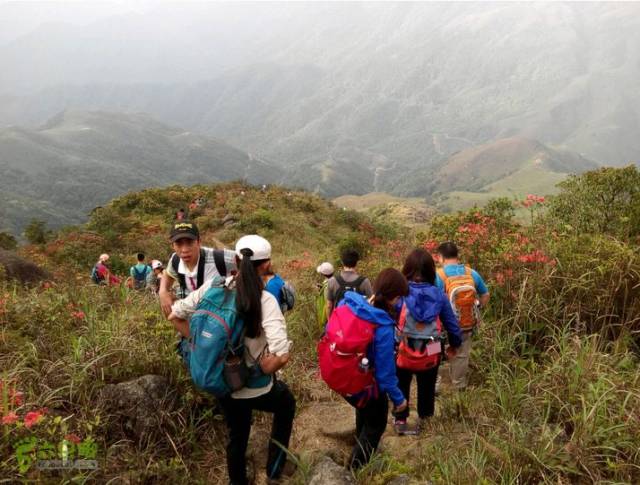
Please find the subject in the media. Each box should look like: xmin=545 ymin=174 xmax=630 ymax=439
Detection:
xmin=239 ymin=208 xmax=276 ymax=232
xmin=24 ymin=219 xmax=50 ymax=245
xmin=547 ymin=165 xmax=640 ymax=240
xmin=0 ymin=232 xmax=17 ymax=250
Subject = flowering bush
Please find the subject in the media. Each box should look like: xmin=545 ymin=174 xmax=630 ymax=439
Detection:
xmin=425 ymin=196 xmax=640 ymax=351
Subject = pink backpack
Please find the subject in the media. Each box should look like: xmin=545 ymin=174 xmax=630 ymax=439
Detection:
xmin=317 ymin=305 xmax=376 ymax=397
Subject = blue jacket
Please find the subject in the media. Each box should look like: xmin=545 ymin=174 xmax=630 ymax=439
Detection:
xmin=398 ymin=281 xmax=462 ymax=347
xmin=265 ymin=274 xmax=285 ymax=305
xmin=401 ymin=282 xmax=463 ymax=348
xmin=339 ymin=291 xmax=405 ymax=406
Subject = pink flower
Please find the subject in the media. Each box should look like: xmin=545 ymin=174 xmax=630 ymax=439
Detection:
xmin=2 ymin=412 xmax=19 ymax=425
xmin=71 ymin=311 xmax=85 ymax=320
xmin=24 ymin=410 xmax=46 ymax=428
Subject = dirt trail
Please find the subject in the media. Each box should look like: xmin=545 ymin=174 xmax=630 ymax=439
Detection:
xmin=246 ymin=369 xmax=448 ymax=484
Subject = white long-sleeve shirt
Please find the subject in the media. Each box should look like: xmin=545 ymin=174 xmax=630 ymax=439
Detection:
xmin=171 ymin=277 xmax=291 ymax=398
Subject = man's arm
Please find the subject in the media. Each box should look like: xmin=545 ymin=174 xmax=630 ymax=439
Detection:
xmin=471 ymin=269 xmax=490 ymax=308
xmin=159 ymin=272 xmax=177 ymax=317
xmin=325 ymin=278 xmax=335 ymax=317
xmin=167 ymin=316 xmax=190 ymax=337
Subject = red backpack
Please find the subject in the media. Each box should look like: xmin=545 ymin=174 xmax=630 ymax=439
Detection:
xmin=396 ymin=304 xmax=443 ymax=371
xmin=317 ymin=305 xmax=376 ymax=398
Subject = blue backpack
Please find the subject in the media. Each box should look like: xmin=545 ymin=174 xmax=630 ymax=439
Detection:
xmin=90 ymin=264 xmax=102 ymax=284
xmin=186 ymin=278 xmax=247 ymax=397
xmin=132 ymin=265 xmax=149 ymax=289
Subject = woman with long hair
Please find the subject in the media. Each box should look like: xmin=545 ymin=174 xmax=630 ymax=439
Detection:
xmin=334 ymin=267 xmax=409 ymax=468
xmin=169 ymin=235 xmax=295 ymax=485
xmin=394 ymin=248 xmax=462 ymax=435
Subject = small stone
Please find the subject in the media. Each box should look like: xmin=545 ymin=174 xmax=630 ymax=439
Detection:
xmin=308 ymin=456 xmax=354 ymax=485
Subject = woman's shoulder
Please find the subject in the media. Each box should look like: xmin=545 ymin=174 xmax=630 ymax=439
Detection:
xmin=261 ymin=290 xmax=282 ymax=314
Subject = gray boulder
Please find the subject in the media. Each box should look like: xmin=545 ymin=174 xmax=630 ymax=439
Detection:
xmin=308 ymin=456 xmax=354 ymax=485
xmin=98 ymin=375 xmax=177 ymax=444
xmin=0 ymin=249 xmax=50 ymax=285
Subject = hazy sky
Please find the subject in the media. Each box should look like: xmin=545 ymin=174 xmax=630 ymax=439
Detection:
xmin=0 ymin=0 xmax=159 ymax=44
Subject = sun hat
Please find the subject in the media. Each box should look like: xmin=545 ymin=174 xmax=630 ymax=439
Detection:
xmin=235 ymin=235 xmax=272 ymax=261
xmin=316 ymin=262 xmax=335 ymax=276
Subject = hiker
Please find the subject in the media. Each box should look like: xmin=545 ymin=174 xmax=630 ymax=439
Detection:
xmin=176 ymin=208 xmax=186 ymax=221
xmin=91 ymin=254 xmax=120 ymax=286
xmin=263 ymin=268 xmax=296 ymax=313
xmin=393 ymin=248 xmax=463 ymax=435
xmin=315 ymin=262 xmax=334 ymax=329
xmin=147 ymin=260 xmax=164 ymax=294
xmin=158 ymin=220 xmax=236 ymax=317
xmin=168 ymin=235 xmax=295 ymax=485
xmin=436 ymin=241 xmax=490 ymax=390
xmin=128 ymin=253 xmax=152 ymax=290
xmin=325 ymin=248 xmax=373 ymax=318
xmin=318 ymin=268 xmax=408 ymax=469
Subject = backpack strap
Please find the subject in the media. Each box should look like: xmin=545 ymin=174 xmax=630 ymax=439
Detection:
xmin=464 ymin=265 xmax=472 ymax=277
xmin=171 ymin=253 xmax=187 ymax=296
xmin=351 ymin=276 xmax=366 ymax=293
xmin=437 ymin=268 xmax=449 ymax=291
xmin=196 ymin=248 xmax=206 ymax=288
xmin=213 ymin=249 xmax=227 ymax=277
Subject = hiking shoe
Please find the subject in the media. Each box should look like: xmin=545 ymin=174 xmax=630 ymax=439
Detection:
xmin=394 ymin=419 xmax=409 ymax=435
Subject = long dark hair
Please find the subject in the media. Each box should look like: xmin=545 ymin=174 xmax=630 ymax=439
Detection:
xmin=372 ymin=268 xmax=409 ymax=317
xmin=234 ymin=249 xmax=266 ymax=338
xmin=402 ymin=248 xmax=436 ymax=285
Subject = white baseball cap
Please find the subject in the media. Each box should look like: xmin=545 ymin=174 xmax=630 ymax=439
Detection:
xmin=151 ymin=260 xmax=163 ymax=270
xmin=316 ymin=262 xmax=335 ymax=276
xmin=99 ymin=253 xmax=110 ymax=263
xmin=235 ymin=235 xmax=272 ymax=261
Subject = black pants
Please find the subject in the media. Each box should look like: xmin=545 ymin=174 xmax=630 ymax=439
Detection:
xmin=396 ymin=364 xmax=439 ymax=419
xmin=219 ymin=381 xmax=296 ymax=485
xmin=348 ymin=394 xmax=389 ymax=469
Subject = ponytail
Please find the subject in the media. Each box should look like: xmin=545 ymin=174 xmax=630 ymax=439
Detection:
xmin=234 ymin=248 xmax=265 ymax=338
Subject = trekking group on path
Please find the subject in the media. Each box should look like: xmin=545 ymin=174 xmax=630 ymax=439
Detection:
xmin=93 ymin=218 xmax=489 ymax=484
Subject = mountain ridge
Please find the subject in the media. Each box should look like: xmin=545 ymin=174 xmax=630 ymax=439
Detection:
xmin=0 ymin=110 xmax=282 ymax=235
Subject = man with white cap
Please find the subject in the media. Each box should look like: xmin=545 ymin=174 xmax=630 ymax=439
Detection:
xmin=315 ymin=261 xmax=334 ymax=329
xmin=146 ymin=259 xmax=164 ymax=293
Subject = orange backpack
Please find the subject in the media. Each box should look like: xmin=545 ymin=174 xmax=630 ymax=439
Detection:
xmin=437 ymin=266 xmax=480 ymax=330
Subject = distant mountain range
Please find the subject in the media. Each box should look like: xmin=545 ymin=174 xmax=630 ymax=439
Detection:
xmin=0 ymin=111 xmax=280 ymax=234
xmin=0 ymin=110 xmax=597 ymax=235
xmin=1 ymin=2 xmax=638 ymax=193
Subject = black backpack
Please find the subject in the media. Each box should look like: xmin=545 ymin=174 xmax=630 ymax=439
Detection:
xmin=171 ymin=249 xmax=227 ymax=298
xmin=333 ymin=274 xmax=366 ymax=305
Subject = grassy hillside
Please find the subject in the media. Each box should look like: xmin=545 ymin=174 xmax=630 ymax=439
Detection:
xmin=334 ymin=192 xmax=435 ymax=228
xmin=0 ymin=110 xmax=281 ymax=235
xmin=1 ymin=180 xmax=639 ymax=483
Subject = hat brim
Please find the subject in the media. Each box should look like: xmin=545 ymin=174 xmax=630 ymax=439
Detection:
xmin=169 ymin=233 xmax=198 ymax=242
